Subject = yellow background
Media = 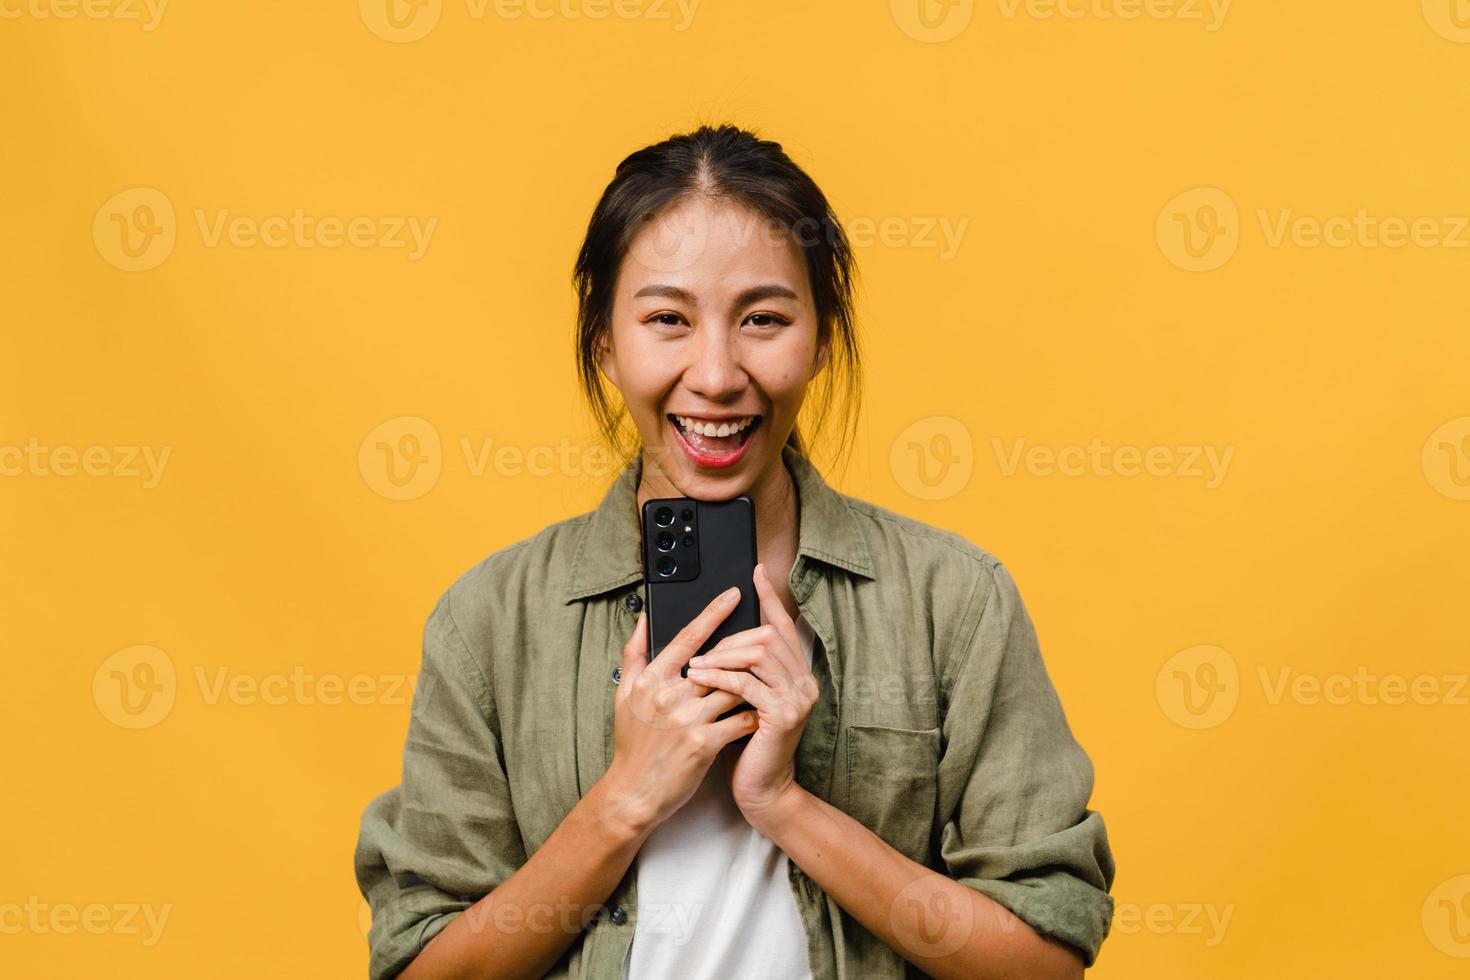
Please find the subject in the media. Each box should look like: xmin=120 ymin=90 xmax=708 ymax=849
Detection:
xmin=4 ymin=0 xmax=1469 ymax=976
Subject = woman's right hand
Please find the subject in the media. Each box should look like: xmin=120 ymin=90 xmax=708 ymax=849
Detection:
xmin=602 ymin=587 xmax=757 ymax=834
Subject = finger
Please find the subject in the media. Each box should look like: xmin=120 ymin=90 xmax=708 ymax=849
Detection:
xmin=753 ymin=563 xmax=801 ymax=659
xmin=694 ymin=687 xmax=747 ymax=721
xmin=654 ymin=585 xmax=741 ymax=679
xmin=753 ymin=563 xmax=796 ymax=631
xmin=701 ymin=624 xmax=774 ymax=656
xmin=688 ymin=644 xmax=777 ymax=677
xmin=752 ymin=564 xmax=803 ymax=672
xmin=685 ymin=667 xmax=777 ymax=712
xmin=708 ymin=708 xmax=760 ymax=750
xmin=693 ymin=660 xmax=812 ymax=709
xmin=699 ymin=625 xmax=817 ymax=705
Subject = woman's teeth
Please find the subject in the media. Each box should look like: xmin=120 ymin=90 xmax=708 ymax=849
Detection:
xmin=674 ymin=415 xmax=756 ymax=438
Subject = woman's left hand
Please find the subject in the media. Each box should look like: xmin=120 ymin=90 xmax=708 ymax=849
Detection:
xmin=685 ymin=562 xmax=819 ymax=823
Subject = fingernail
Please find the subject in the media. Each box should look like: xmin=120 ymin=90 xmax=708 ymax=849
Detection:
xmin=689 ymin=656 xmax=705 ymax=665
xmin=723 ymin=587 xmax=739 ymax=603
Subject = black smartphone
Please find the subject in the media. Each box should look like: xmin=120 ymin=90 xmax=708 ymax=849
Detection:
xmin=641 ymin=495 xmax=760 ymax=675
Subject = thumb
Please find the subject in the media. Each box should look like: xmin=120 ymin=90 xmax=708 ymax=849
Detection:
xmin=620 ymin=608 xmax=648 ymax=689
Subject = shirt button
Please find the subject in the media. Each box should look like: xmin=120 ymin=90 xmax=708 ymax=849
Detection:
xmin=611 ymin=666 xmax=622 ymax=685
xmin=624 ymin=592 xmax=643 ymax=613
xmin=609 ymin=905 xmax=627 ymax=925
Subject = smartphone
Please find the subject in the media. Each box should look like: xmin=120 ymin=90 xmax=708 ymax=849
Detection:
xmin=641 ymin=495 xmax=760 ymax=675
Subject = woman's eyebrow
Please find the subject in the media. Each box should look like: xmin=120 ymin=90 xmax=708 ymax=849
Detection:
xmin=632 ymin=283 xmax=800 ymax=307
xmin=733 ymin=284 xmax=800 ymax=307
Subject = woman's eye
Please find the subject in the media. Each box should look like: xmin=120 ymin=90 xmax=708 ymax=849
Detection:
xmin=643 ymin=312 xmax=790 ymax=329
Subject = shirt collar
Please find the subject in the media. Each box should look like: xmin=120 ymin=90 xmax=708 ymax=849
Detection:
xmin=563 ymin=442 xmax=876 ymax=603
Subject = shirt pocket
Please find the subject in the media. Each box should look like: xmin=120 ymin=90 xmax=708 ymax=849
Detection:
xmin=843 ymin=723 xmax=941 ymax=865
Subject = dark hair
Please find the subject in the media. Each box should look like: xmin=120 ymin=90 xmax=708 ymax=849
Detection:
xmin=573 ymin=123 xmax=862 ymax=474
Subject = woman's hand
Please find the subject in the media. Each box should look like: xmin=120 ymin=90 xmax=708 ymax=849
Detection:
xmin=685 ymin=563 xmax=819 ymax=823
xmin=603 ymin=589 xmax=759 ymax=836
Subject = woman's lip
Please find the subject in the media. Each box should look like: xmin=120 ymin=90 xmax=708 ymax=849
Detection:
xmin=668 ymin=415 xmax=759 ymax=469
xmin=667 ymin=413 xmax=760 ymax=424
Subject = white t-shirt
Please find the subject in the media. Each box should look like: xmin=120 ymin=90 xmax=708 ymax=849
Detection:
xmin=620 ymin=614 xmax=817 ymax=980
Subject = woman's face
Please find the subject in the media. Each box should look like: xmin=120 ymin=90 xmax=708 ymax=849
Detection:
xmin=597 ymin=196 xmax=828 ymax=501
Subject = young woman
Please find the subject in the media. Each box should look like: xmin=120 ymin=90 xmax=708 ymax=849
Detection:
xmin=355 ymin=124 xmax=1115 ymax=980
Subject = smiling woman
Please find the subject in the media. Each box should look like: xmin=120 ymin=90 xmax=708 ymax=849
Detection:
xmin=573 ymin=127 xmax=861 ymax=489
xmin=355 ymin=124 xmax=1116 ymax=980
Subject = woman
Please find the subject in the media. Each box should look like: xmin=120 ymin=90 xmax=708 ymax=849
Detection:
xmin=355 ymin=124 xmax=1115 ymax=980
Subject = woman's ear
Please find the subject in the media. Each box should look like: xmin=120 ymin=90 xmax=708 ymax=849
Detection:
xmin=594 ymin=330 xmax=620 ymax=388
xmin=812 ymin=331 xmax=832 ymax=378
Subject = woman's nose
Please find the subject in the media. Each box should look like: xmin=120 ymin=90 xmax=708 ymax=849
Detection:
xmin=682 ymin=333 xmax=748 ymax=398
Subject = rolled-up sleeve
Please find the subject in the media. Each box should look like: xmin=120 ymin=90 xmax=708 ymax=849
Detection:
xmin=936 ymin=561 xmax=1116 ymax=966
xmin=354 ymin=589 xmax=528 ymax=980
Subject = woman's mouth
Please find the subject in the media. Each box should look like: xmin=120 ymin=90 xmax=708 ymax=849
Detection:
xmin=667 ymin=413 xmax=761 ymax=469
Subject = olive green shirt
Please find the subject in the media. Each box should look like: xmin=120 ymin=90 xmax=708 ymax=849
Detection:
xmin=354 ymin=444 xmax=1115 ymax=978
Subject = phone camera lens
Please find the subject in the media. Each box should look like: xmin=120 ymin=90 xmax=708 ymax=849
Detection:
xmin=654 ymin=506 xmax=675 ymax=527
xmin=656 ymin=556 xmax=677 ymax=577
xmin=681 ymin=534 xmax=695 ymax=548
xmin=655 ymin=532 xmax=675 ymax=552
xmin=680 ymin=507 xmax=694 ymax=522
